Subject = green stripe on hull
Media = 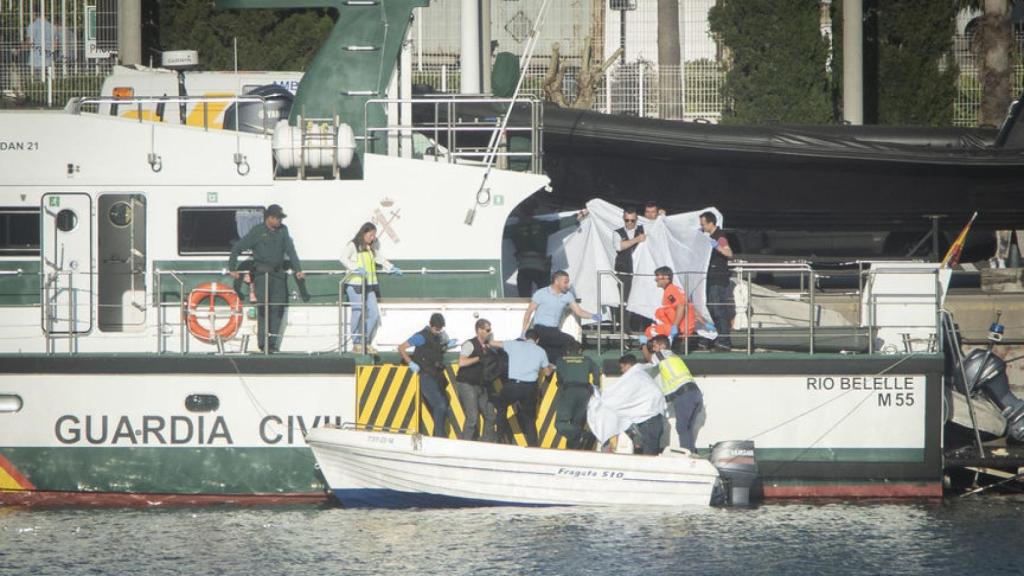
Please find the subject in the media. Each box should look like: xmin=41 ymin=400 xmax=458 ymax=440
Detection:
xmin=752 ymin=448 xmax=925 ymax=463
xmin=154 ymin=258 xmax=502 ymax=303
xmin=2 ymin=447 xmax=325 ymax=495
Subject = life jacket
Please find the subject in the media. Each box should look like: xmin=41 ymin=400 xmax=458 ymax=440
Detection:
xmin=345 ymin=247 xmax=379 ymax=286
xmin=614 ymin=225 xmax=644 ymax=274
xmin=457 ymin=338 xmax=502 ymax=387
xmin=410 ymin=326 xmax=446 ymax=377
xmin=655 ymin=350 xmax=694 ymax=396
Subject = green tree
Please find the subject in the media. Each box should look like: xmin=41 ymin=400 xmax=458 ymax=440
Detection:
xmin=871 ymin=0 xmax=958 ymax=126
xmin=708 ymin=0 xmax=833 ymax=125
xmin=148 ymin=0 xmax=334 ymax=71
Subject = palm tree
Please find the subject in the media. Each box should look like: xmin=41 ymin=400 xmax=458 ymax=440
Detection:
xmin=961 ymin=0 xmax=1013 ymax=127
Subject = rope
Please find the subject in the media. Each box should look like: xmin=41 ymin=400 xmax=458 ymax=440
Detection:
xmin=746 ymin=353 xmax=923 ymax=476
xmin=468 ymin=0 xmax=552 ymax=218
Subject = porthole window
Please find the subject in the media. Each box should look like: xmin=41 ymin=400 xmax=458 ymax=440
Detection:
xmin=0 ymin=394 xmax=23 ymax=413
xmin=108 ymin=201 xmax=133 ymax=228
xmin=185 ymin=394 xmax=219 ymax=413
xmin=55 ymin=209 xmax=77 ymax=232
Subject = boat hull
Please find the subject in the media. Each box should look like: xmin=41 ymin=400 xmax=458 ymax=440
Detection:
xmin=308 ymin=428 xmax=720 ymax=508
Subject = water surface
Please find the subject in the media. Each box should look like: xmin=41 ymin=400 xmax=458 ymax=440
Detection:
xmin=2 ymin=498 xmax=1022 ymax=575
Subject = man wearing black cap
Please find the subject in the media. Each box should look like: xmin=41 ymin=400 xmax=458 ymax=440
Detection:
xmin=229 ymin=204 xmax=304 ymax=353
xmin=399 ymin=313 xmax=457 ymax=437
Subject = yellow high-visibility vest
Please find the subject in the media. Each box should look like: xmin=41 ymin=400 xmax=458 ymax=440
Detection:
xmin=655 ymin=350 xmax=693 ymax=396
xmin=345 ymin=249 xmax=378 ymax=285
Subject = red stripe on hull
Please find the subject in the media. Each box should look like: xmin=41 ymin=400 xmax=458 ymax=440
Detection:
xmin=0 ymin=455 xmax=35 ymax=490
xmin=0 ymin=490 xmax=328 ymax=508
xmin=763 ymin=482 xmax=942 ymax=499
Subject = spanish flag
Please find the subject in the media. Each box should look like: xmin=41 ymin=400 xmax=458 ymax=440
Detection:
xmin=941 ymin=211 xmax=978 ymax=268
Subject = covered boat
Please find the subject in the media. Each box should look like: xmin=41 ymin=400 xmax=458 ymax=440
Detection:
xmin=307 ymin=427 xmax=722 ymax=508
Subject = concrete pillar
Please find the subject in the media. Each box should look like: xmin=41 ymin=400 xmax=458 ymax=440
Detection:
xmin=481 ymin=0 xmax=492 ymax=94
xmin=842 ymin=0 xmax=862 ymax=125
xmin=460 ymin=0 xmax=481 ymax=94
xmin=117 ymin=0 xmax=141 ymax=65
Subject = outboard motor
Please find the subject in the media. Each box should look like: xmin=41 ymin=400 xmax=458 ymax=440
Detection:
xmin=710 ymin=440 xmax=759 ymax=506
xmin=957 ymin=317 xmax=1024 ymax=441
xmin=223 ymin=84 xmax=294 ymax=135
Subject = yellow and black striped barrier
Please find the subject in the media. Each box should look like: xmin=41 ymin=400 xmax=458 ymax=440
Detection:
xmin=354 ymin=364 xmax=576 ymax=448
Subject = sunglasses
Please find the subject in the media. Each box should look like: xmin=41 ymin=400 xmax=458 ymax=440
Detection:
xmin=624 ymin=218 xmax=637 ymax=223
xmin=480 ymin=326 xmax=492 ymax=332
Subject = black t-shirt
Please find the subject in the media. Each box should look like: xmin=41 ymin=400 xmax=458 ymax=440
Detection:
xmin=707 ymin=229 xmax=731 ymax=285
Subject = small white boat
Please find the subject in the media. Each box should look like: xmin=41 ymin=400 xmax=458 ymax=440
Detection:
xmin=306 ymin=427 xmax=723 ymax=508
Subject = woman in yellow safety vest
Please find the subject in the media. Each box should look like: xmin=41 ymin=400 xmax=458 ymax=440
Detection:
xmin=342 ymin=222 xmax=401 ymax=354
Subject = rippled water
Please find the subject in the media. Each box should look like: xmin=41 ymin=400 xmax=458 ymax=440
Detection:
xmin=2 ymin=498 xmax=1023 ymax=575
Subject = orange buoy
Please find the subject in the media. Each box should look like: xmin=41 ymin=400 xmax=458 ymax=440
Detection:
xmin=186 ymin=282 xmax=243 ymax=343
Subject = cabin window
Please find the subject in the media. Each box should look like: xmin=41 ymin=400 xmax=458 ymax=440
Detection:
xmin=177 ymin=206 xmax=263 ymax=255
xmin=185 ymin=394 xmax=219 ymax=413
xmin=0 ymin=208 xmax=40 ymax=256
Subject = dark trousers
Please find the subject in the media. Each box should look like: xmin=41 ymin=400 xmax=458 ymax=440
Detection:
xmin=554 ymin=384 xmax=592 ymax=449
xmin=707 ymin=281 xmax=735 ymax=348
xmin=629 ymin=414 xmax=665 ymax=455
xmin=253 ymin=271 xmax=287 ymax=352
xmin=534 ymin=324 xmax=575 ymax=364
xmin=496 ymin=380 xmax=539 ymax=447
xmin=517 ymin=267 xmax=548 ymax=298
xmin=419 ymin=371 xmax=450 ymax=438
xmin=670 ymin=383 xmax=704 ymax=451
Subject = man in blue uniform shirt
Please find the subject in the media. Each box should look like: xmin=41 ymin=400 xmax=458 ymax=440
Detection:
xmin=498 ymin=329 xmax=553 ymax=446
xmin=521 ymin=270 xmax=602 ymax=363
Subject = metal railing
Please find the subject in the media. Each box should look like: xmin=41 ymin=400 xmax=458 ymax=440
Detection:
xmin=591 ymin=263 xmax=946 ymax=356
xmin=363 ymin=95 xmax=544 ymax=174
xmin=148 ymin=266 xmax=499 ymax=356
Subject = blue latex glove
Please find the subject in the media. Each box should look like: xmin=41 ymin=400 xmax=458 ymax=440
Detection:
xmin=408 ymin=361 xmax=420 ymax=373
xmin=447 ymin=338 xmax=458 ymax=349
xmin=709 ymin=237 xmax=718 ymax=248
xmin=670 ymin=325 xmax=679 ymax=338
xmin=390 ymin=267 xmax=402 ymax=276
xmin=592 ymin=312 xmax=603 ymax=323
xmin=353 ymin=266 xmax=367 ymax=276
xmin=638 ymin=335 xmax=648 ymax=345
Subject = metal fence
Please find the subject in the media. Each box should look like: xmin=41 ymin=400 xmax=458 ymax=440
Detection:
xmin=952 ymin=31 xmax=1024 ymax=127
xmin=0 ymin=0 xmax=118 ymax=108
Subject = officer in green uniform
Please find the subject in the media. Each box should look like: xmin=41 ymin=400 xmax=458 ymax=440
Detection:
xmin=554 ymin=339 xmax=601 ymax=449
xmin=228 ymin=204 xmax=304 ymax=353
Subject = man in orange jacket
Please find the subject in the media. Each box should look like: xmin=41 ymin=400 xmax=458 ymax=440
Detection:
xmin=644 ymin=266 xmax=696 ymax=342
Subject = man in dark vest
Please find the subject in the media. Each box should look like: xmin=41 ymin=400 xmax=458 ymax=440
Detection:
xmin=455 ymin=318 xmax=503 ymax=442
xmin=613 ymin=207 xmax=646 ymax=332
xmin=399 ymin=313 xmax=457 ymax=437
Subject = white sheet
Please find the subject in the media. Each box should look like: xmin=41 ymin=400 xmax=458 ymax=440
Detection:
xmin=551 ymin=199 xmax=722 ymax=325
xmin=587 ymin=363 xmax=667 ymax=445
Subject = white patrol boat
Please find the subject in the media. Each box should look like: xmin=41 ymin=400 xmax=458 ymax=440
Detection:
xmin=0 ymin=0 xmax=959 ymax=506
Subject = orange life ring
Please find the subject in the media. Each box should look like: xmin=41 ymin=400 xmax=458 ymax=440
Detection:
xmin=186 ymin=282 xmax=243 ymax=343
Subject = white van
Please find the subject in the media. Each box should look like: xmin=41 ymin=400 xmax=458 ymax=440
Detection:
xmin=97 ymin=64 xmax=304 ymax=129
